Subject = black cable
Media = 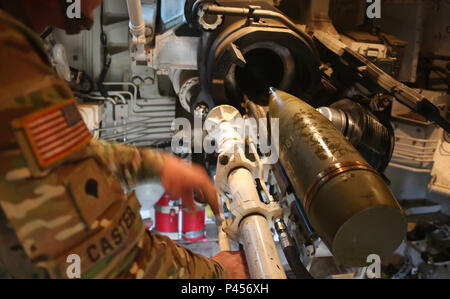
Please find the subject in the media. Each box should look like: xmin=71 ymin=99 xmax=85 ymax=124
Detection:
xmin=97 ymin=2 xmax=112 ymax=98
xmin=40 ymin=26 xmax=53 ymax=40
xmin=282 ymin=245 xmax=313 ymax=279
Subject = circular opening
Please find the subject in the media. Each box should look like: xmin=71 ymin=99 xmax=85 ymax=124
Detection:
xmin=235 ymin=48 xmax=285 ymax=105
xmin=202 ymin=14 xmax=219 ymax=25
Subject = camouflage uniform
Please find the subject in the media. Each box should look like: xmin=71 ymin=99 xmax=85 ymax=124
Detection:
xmin=0 ymin=9 xmax=227 ymax=279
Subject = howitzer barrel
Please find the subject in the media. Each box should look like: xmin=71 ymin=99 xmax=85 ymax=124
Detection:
xmin=269 ymin=88 xmax=406 ymax=266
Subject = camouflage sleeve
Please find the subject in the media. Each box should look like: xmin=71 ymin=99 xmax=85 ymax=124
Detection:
xmin=147 ymin=232 xmax=228 ymax=279
xmin=85 ymin=139 xmax=229 ymax=278
xmin=86 ymin=139 xmax=166 ymax=190
xmin=120 ymin=231 xmax=228 ymax=279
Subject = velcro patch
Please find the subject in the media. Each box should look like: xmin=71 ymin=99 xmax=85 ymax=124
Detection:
xmin=12 ymin=99 xmax=92 ymax=171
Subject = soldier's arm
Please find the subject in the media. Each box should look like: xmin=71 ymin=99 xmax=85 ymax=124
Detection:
xmin=135 ymin=232 xmax=229 ymax=279
xmin=85 ymin=138 xmax=220 ymax=215
xmin=85 ymin=139 xmax=230 ymax=278
xmin=86 ymin=138 xmax=165 ymax=190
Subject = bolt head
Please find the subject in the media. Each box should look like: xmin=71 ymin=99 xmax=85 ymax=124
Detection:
xmin=219 ymin=155 xmax=229 ymax=165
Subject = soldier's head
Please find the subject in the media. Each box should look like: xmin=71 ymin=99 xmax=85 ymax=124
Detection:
xmin=0 ymin=0 xmax=102 ymax=34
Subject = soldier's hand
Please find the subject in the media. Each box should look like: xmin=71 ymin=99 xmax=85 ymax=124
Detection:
xmin=160 ymin=154 xmax=220 ymax=216
xmin=212 ymin=251 xmax=250 ymax=279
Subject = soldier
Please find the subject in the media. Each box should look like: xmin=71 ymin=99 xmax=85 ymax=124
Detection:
xmin=0 ymin=0 xmax=249 ymax=278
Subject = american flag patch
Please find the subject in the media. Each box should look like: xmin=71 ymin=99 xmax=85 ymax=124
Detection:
xmin=13 ymin=99 xmax=92 ymax=169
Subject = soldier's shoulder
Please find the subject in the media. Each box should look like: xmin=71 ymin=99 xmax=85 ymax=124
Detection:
xmin=0 ymin=9 xmax=45 ymax=57
xmin=0 ymin=9 xmax=56 ymax=104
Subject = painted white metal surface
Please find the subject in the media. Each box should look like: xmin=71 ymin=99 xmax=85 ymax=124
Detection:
xmin=228 ymin=168 xmax=286 ymax=279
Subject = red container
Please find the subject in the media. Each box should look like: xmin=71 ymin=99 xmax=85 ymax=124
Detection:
xmin=182 ymin=194 xmax=206 ymax=242
xmin=154 ymin=193 xmax=179 ymax=240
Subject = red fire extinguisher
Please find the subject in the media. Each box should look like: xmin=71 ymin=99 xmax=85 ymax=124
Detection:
xmin=154 ymin=193 xmax=180 ymax=240
xmin=182 ymin=193 xmax=206 ymax=242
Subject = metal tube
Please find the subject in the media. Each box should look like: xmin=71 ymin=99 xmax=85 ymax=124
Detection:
xmin=314 ymin=31 xmax=450 ymax=132
xmin=126 ymin=0 xmax=146 ymax=37
xmin=228 ymin=168 xmax=286 ymax=279
xmin=274 ymin=218 xmax=313 ymax=279
xmin=240 ymin=215 xmax=286 ymax=279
